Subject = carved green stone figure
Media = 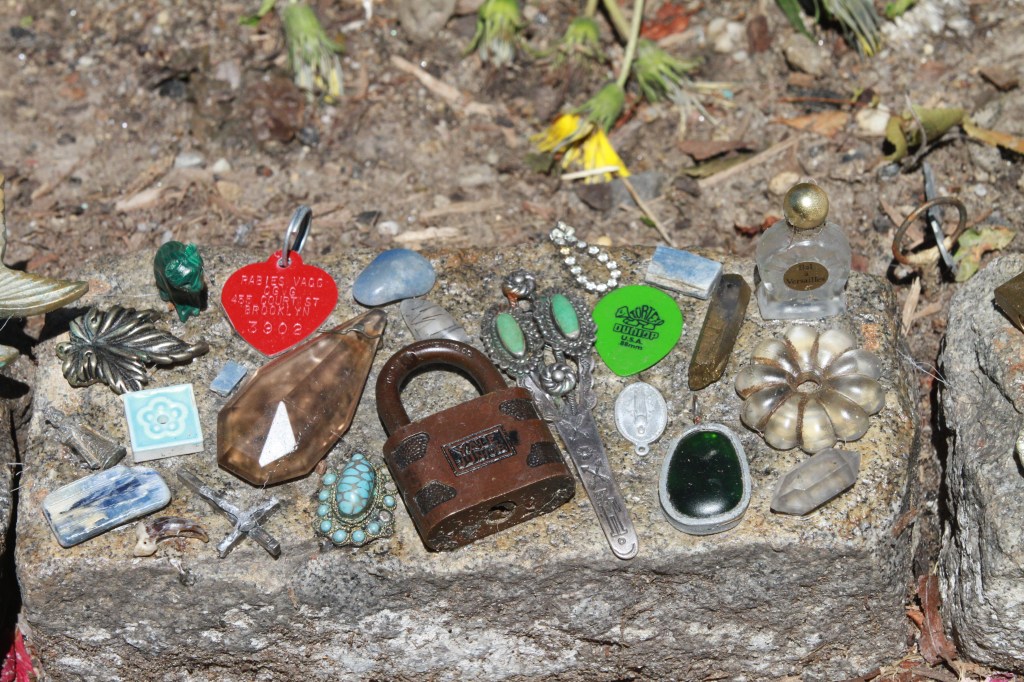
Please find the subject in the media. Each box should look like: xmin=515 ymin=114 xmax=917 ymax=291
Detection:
xmin=154 ymin=241 xmax=206 ymax=322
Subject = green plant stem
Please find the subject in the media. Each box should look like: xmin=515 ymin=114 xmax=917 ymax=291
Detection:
xmin=600 ymin=0 xmax=631 ymax=42
xmin=584 ymin=0 xmax=600 ymax=18
xmin=615 ymin=0 xmax=645 ymax=89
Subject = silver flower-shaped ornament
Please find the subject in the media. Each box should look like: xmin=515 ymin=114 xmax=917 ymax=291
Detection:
xmin=735 ymin=325 xmax=885 ymax=453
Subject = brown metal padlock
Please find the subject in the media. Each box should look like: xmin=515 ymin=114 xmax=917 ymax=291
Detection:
xmin=376 ymin=339 xmax=575 ymax=551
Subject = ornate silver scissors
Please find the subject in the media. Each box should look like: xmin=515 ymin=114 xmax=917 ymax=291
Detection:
xmin=481 ymin=270 xmax=638 ymax=560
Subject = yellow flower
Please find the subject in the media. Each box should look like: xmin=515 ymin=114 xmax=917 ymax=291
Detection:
xmin=281 ymin=1 xmax=343 ymax=102
xmin=532 ymin=114 xmax=630 ymax=184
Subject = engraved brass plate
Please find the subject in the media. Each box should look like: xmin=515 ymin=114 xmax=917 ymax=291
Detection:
xmin=783 ymin=262 xmax=829 ymax=291
xmin=442 ymin=425 xmax=516 ymax=476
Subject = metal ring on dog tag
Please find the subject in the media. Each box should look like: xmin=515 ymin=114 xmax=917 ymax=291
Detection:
xmin=614 ymin=382 xmax=668 ymax=456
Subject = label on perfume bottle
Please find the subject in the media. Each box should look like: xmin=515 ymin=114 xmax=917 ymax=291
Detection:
xmin=783 ymin=262 xmax=829 ymax=291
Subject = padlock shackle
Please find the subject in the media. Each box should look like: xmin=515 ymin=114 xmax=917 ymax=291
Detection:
xmin=376 ymin=339 xmax=510 ymax=435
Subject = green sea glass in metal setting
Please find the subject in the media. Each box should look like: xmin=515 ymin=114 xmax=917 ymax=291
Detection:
xmin=659 ymin=423 xmax=751 ymax=535
xmin=495 ymin=313 xmax=527 ymax=358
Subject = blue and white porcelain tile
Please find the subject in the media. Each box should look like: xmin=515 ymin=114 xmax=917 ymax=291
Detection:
xmin=645 ymin=246 xmax=723 ymax=300
xmin=209 ymin=361 xmax=249 ymax=396
xmin=42 ymin=465 xmax=171 ymax=547
xmin=352 ymin=249 xmax=435 ymax=306
xmin=122 ymin=383 xmax=204 ymax=461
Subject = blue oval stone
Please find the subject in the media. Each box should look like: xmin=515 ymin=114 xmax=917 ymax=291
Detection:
xmin=331 ymin=529 xmax=348 ymax=544
xmin=319 ymin=520 xmax=332 ymax=533
xmin=318 ymin=489 xmax=330 ymax=502
xmin=383 ymin=495 xmax=396 ymax=508
xmin=322 ymin=473 xmax=337 ymax=486
xmin=336 ymin=459 xmax=376 ymax=518
xmin=351 ymin=530 xmax=366 ymax=544
xmin=316 ymin=504 xmax=329 ymax=517
xmin=366 ymin=521 xmax=381 ymax=535
xmin=352 ymin=249 xmax=436 ymax=306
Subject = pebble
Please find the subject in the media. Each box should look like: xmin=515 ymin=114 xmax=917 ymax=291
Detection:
xmin=377 ymin=220 xmax=401 ymax=237
xmin=174 ymin=151 xmax=205 ymax=169
xmin=352 ymin=249 xmax=436 ymax=307
xmin=782 ymin=35 xmax=828 ymax=77
xmin=855 ymin=108 xmax=891 ymax=137
xmin=211 ymin=158 xmax=232 ymax=174
xmin=215 ymin=180 xmax=242 ymax=202
xmin=769 ymin=171 xmax=801 ymax=196
xmin=707 ymin=18 xmax=746 ymax=55
xmin=396 ymin=0 xmax=457 ymax=44
xmin=213 ymin=60 xmax=242 ymax=90
xmin=458 ymin=163 xmax=498 ymax=190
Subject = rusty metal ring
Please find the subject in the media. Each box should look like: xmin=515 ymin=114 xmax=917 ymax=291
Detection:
xmin=891 ymin=197 xmax=968 ymax=267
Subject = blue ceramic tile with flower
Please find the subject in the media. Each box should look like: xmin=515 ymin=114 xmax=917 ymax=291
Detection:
xmin=122 ymin=384 xmax=204 ymax=461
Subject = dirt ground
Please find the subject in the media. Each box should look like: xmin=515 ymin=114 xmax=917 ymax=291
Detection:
xmin=0 ymin=0 xmax=1022 ymax=678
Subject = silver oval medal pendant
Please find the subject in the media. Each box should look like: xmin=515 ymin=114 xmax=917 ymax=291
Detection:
xmin=614 ymin=381 xmax=668 ymax=456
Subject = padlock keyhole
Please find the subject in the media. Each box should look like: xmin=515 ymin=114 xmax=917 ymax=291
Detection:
xmin=485 ymin=501 xmax=517 ymax=525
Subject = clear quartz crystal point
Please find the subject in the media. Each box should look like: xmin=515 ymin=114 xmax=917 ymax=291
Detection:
xmin=771 ymin=448 xmax=861 ymax=515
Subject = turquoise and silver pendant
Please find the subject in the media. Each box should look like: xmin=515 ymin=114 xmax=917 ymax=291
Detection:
xmin=314 ymin=452 xmax=398 ymax=547
xmin=659 ymin=423 xmax=751 ymax=535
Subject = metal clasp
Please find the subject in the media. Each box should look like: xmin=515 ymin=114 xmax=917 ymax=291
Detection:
xmin=279 ymin=205 xmax=312 ymax=267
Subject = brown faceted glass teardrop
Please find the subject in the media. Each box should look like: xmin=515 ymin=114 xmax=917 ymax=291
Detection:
xmin=217 ymin=309 xmax=387 ymax=485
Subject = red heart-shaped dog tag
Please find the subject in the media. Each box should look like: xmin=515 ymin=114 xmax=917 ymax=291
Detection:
xmin=221 ymin=251 xmax=338 ymax=356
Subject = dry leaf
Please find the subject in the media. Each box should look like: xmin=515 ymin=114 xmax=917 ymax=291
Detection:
xmin=963 ymin=120 xmax=1024 ymax=154
xmin=775 ymin=110 xmax=850 ymax=138
xmin=915 ymin=575 xmax=957 ymax=666
xmin=735 ymin=214 xmax=779 ymax=237
xmin=641 ymin=2 xmax=694 ymax=40
xmin=114 ymin=187 xmax=163 ymax=212
xmin=677 ymin=139 xmax=755 ymax=161
xmin=979 ymin=65 xmax=1019 ymax=91
xmin=884 ymin=106 xmax=965 ymax=161
xmin=954 ymin=225 xmax=1015 ymax=282
xmin=681 ymin=153 xmax=753 ymax=178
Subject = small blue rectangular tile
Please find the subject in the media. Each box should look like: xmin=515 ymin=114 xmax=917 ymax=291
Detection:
xmin=122 ymin=384 xmax=204 ymax=462
xmin=210 ymin=361 xmax=248 ymax=396
xmin=645 ymin=246 xmax=723 ymax=299
xmin=42 ymin=465 xmax=171 ymax=547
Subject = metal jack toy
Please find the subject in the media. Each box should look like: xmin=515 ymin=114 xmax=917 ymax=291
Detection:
xmin=481 ymin=270 xmax=638 ymax=560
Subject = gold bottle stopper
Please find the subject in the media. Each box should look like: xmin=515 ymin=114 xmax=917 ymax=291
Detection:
xmin=783 ymin=183 xmax=829 ymax=230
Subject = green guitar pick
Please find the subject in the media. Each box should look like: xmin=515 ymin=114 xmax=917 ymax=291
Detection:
xmin=593 ymin=285 xmax=683 ymax=377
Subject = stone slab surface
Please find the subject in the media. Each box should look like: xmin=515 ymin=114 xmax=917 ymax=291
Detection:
xmin=940 ymin=254 xmax=1024 ymax=671
xmin=16 ymin=244 xmax=918 ymax=681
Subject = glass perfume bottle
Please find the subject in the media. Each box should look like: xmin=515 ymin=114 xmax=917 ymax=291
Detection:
xmin=755 ymin=182 xmax=851 ymax=320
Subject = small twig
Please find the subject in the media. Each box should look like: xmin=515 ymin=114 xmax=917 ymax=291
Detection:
xmin=697 ymin=137 xmax=799 ymax=190
xmin=904 ymin=93 xmax=931 ymax=170
xmin=560 ymin=166 xmax=622 ymax=181
xmin=419 ymin=197 xmax=503 ymax=220
xmin=900 ymin=276 xmax=922 ymax=335
xmin=779 ymin=96 xmax=853 ymax=106
xmin=30 ymin=160 xmax=83 ymax=202
xmin=389 ymin=55 xmax=495 ymax=117
xmin=620 ymin=175 xmax=675 ymax=247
